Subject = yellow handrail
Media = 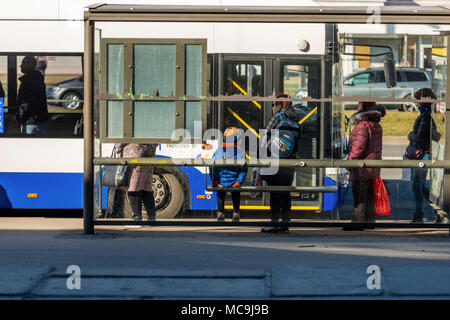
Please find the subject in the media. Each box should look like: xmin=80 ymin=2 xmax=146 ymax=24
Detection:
xmin=227 ymin=77 xmax=262 ymax=110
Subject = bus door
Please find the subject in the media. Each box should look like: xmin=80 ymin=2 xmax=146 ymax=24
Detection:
xmin=218 ymin=56 xmax=268 ymax=208
xmin=217 ymin=55 xmax=322 ymax=211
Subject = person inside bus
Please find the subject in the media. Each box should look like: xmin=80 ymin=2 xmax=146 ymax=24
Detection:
xmin=115 ymin=143 xmax=158 ymax=222
xmin=211 ymin=127 xmax=247 ymax=222
xmin=14 ymin=55 xmax=48 ymax=135
xmin=0 ymin=80 xmax=5 ymax=100
xmin=261 ymin=93 xmax=301 ymax=233
xmin=344 ymin=101 xmax=385 ymax=231
xmin=408 ymin=88 xmax=440 ymax=223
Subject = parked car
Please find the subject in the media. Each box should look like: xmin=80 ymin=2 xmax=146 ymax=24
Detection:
xmin=46 ymin=76 xmax=83 ymax=110
xmin=343 ymin=67 xmax=432 ymax=111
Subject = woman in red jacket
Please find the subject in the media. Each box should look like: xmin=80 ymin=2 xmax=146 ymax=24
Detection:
xmin=345 ymin=101 xmax=385 ymax=231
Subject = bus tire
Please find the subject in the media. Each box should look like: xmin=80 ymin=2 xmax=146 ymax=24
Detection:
xmin=153 ymin=167 xmax=190 ymax=218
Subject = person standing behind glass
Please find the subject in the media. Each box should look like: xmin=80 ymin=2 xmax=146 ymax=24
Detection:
xmin=115 ymin=143 xmax=158 ymax=221
xmin=0 ymin=80 xmax=5 ymax=100
xmin=261 ymin=93 xmax=301 ymax=233
xmin=409 ymin=88 xmax=440 ymax=223
xmin=344 ymin=101 xmax=385 ymax=231
xmin=14 ymin=55 xmax=48 ymax=135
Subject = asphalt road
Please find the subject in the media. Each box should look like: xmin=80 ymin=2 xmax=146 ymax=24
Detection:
xmin=1 ymin=218 xmax=449 ymax=299
xmin=1 ymin=218 xmax=448 ymax=272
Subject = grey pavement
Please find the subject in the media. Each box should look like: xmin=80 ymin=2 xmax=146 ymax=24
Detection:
xmin=0 ymin=218 xmax=449 ymax=299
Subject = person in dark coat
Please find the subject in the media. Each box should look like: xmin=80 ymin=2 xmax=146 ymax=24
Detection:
xmin=0 ymin=80 xmax=5 ymax=100
xmin=261 ymin=93 xmax=301 ymax=233
xmin=115 ymin=143 xmax=158 ymax=221
xmin=409 ymin=88 xmax=440 ymax=223
xmin=15 ymin=55 xmax=48 ymax=135
xmin=345 ymin=101 xmax=385 ymax=231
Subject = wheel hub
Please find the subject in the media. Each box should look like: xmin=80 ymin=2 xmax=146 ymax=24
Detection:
xmin=64 ymin=94 xmax=81 ymax=110
xmin=152 ymin=174 xmax=168 ymax=210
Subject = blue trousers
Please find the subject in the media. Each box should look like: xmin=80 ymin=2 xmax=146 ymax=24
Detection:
xmin=21 ymin=123 xmax=47 ymax=135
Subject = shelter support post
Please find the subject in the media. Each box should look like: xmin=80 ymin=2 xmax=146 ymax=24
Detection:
xmin=83 ymin=19 xmax=95 ymax=234
xmin=445 ymin=35 xmax=450 ymax=236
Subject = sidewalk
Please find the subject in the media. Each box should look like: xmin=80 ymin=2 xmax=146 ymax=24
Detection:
xmin=2 ymin=264 xmax=450 ymax=299
xmin=0 ymin=218 xmax=449 ymax=299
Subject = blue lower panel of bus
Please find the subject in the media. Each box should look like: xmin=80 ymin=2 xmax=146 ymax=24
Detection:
xmin=180 ymin=167 xmax=216 ymax=211
xmin=0 ymin=171 xmax=346 ymax=212
xmin=323 ymin=176 xmax=347 ymax=212
xmin=0 ymin=172 xmax=83 ymax=209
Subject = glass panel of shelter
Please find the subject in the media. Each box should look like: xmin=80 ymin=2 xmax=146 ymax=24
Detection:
xmin=133 ymin=44 xmax=176 ymax=138
xmin=101 ymin=39 xmax=205 ymax=142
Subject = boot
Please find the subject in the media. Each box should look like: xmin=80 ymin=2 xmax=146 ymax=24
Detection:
xmin=261 ymin=226 xmax=288 ymax=233
xmin=143 ymin=191 xmax=156 ymax=222
xmin=342 ymin=225 xmax=364 ymax=231
xmin=128 ymin=193 xmax=143 ymax=221
xmin=281 ymin=212 xmax=290 ymax=222
xmin=412 ymin=211 xmax=424 ymax=223
xmin=261 ymin=226 xmax=279 ymax=233
xmin=216 ymin=212 xmax=225 ymax=222
xmin=271 ymin=212 xmax=280 ymax=224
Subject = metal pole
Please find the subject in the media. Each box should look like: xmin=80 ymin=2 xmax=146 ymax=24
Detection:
xmin=445 ymin=35 xmax=450 ymax=236
xmin=93 ymin=157 xmax=450 ymax=169
xmin=83 ymin=18 xmax=95 ymax=235
xmin=7 ymin=56 xmax=17 ymax=108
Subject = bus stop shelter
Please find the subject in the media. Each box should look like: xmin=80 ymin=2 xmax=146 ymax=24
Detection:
xmin=83 ymin=4 xmax=450 ymax=234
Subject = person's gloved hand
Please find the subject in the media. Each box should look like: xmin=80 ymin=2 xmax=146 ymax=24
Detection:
xmin=232 ymin=182 xmax=241 ymax=188
xmin=212 ymin=180 xmax=220 ymax=187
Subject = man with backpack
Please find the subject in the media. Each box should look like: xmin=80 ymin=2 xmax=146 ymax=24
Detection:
xmin=261 ymin=93 xmax=301 ymax=233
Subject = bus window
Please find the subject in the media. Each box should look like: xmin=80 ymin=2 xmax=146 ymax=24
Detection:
xmin=281 ymin=63 xmax=320 ymax=194
xmin=0 ymin=56 xmax=7 ymax=106
xmin=0 ymin=54 xmax=83 ymax=138
xmin=281 ymin=63 xmax=319 ymax=159
xmin=222 ymin=62 xmax=263 ymax=134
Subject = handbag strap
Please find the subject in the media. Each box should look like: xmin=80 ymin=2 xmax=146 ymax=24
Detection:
xmin=111 ymin=145 xmax=125 ymax=158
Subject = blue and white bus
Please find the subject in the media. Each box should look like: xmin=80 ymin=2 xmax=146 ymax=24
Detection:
xmin=0 ymin=1 xmax=348 ymax=218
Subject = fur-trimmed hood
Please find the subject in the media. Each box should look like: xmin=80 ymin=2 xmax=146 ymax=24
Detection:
xmin=350 ymin=105 xmax=386 ymax=126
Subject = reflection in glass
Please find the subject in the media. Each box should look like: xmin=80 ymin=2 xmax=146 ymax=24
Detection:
xmin=222 ymin=62 xmax=263 ymax=133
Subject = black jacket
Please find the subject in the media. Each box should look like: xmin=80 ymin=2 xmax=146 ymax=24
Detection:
xmin=17 ymin=69 xmax=48 ymax=125
xmin=412 ymin=109 xmax=438 ymax=154
xmin=0 ymin=80 xmax=5 ymax=99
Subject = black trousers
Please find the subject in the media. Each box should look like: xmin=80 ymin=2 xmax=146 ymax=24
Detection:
xmin=264 ymin=168 xmax=295 ymax=223
xmin=351 ymin=180 xmax=375 ymax=223
xmin=411 ymin=167 xmax=429 ymax=217
xmin=216 ymin=191 xmax=240 ymax=213
xmin=128 ymin=190 xmax=156 ymax=219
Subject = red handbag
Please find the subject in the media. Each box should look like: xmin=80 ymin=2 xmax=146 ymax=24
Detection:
xmin=374 ymin=177 xmax=390 ymax=216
